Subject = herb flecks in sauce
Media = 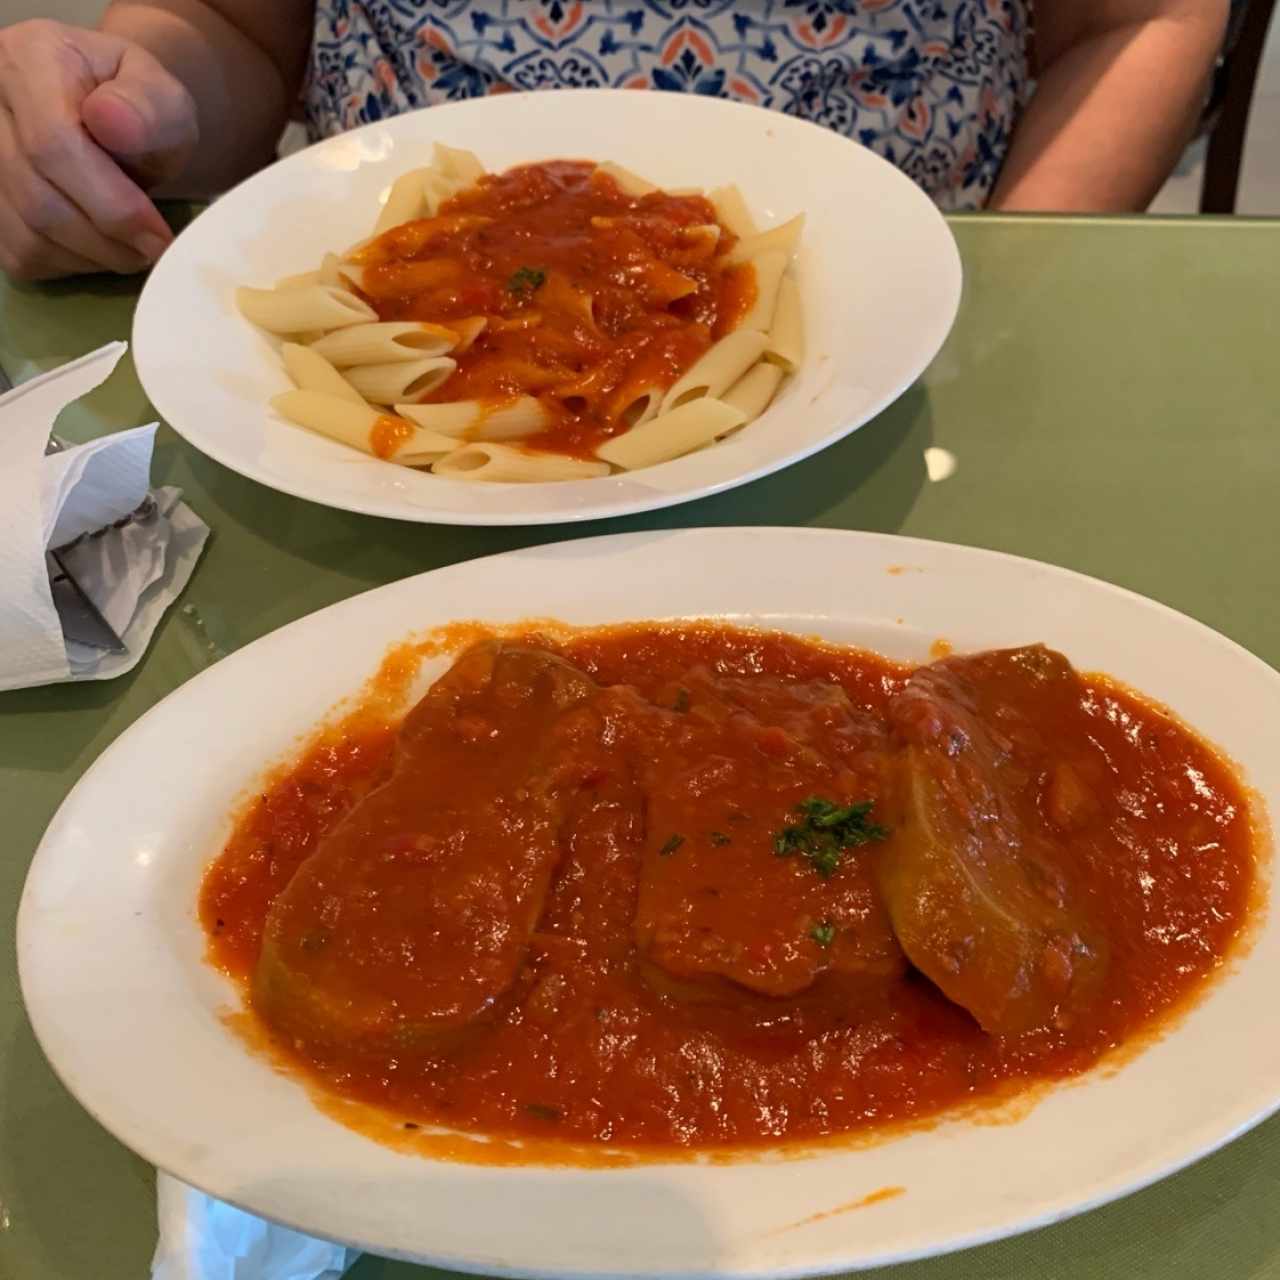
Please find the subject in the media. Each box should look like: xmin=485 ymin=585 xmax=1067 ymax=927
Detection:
xmin=773 ymin=797 xmax=889 ymax=878
xmin=506 ymin=265 xmax=546 ymax=298
xmin=524 ymin=1103 xmax=562 ymax=1123
xmin=809 ymin=920 xmax=836 ymax=948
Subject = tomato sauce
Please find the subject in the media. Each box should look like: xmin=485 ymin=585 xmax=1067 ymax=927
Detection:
xmin=369 ymin=413 xmax=414 ymax=460
xmin=201 ymin=624 xmax=1260 ymax=1152
xmin=354 ymin=162 xmax=754 ymax=456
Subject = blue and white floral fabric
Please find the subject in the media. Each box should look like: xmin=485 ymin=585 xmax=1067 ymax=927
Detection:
xmin=307 ymin=1 xmax=1030 ymax=209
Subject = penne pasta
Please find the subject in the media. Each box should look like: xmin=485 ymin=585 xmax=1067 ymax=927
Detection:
xmin=643 ymin=260 xmax=699 ymax=305
xmin=374 ymin=167 xmax=430 ymax=234
xmin=433 ymin=442 xmax=609 ymax=482
xmin=270 ymin=390 xmax=458 ymax=463
xmin=539 ymin=271 xmax=598 ymax=328
xmin=433 ymin=142 xmax=485 ymax=186
xmin=659 ymin=329 xmax=768 ymax=416
xmin=397 ymin=396 xmax=548 ymax=440
xmin=721 ymin=360 xmax=785 ymax=420
xmin=352 ymin=213 xmax=495 ymax=264
xmin=595 ymin=161 xmax=658 ymax=198
xmin=339 ymin=233 xmax=376 ymax=261
xmin=725 ymin=214 xmax=806 ymax=267
xmin=448 ymin=316 xmax=488 ymax=353
xmin=274 ymin=268 xmax=319 ymax=290
xmin=335 ymin=259 xmax=363 ymax=292
xmin=709 ymin=184 xmax=758 ymax=239
xmin=309 ymin=321 xmax=458 ymax=367
xmin=280 ymin=343 xmax=367 ymax=404
xmin=239 ymin=147 xmax=806 ymax=485
xmin=341 ymin=259 xmax=463 ymax=298
xmin=612 ymin=385 xmax=663 ymax=429
xmin=422 ymin=168 xmax=460 ymax=217
xmin=678 ymin=224 xmax=723 ymax=256
xmin=318 ymin=253 xmax=342 ymax=287
xmin=735 ymin=250 xmax=789 ymax=334
xmin=235 ymin=284 xmax=375 ymax=335
xmin=597 ymin=397 xmax=748 ymax=470
xmin=764 ymin=274 xmax=804 ymax=373
xmin=345 ymin=357 xmax=457 ymax=405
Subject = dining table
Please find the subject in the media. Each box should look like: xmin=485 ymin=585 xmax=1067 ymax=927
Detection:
xmin=1 ymin=209 xmax=1278 ymax=1280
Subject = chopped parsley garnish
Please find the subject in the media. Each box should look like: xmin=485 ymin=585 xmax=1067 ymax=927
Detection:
xmin=709 ymin=831 xmax=731 ymax=847
xmin=773 ymin=797 xmax=888 ymax=878
xmin=507 ymin=265 xmax=546 ymax=297
xmin=810 ymin=920 xmax=836 ymax=948
xmin=673 ymin=688 xmax=691 ymax=713
xmin=525 ymin=1103 xmax=562 ymax=1122
xmin=659 ymin=833 xmax=685 ymax=857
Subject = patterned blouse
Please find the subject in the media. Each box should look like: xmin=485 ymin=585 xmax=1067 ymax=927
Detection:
xmin=306 ymin=2 xmax=1031 ymax=211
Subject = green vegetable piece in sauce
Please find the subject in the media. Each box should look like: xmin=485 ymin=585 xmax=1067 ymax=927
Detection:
xmin=507 ymin=266 xmax=546 ymax=297
xmin=809 ymin=921 xmax=836 ymax=948
xmin=772 ymin=796 xmax=888 ymax=878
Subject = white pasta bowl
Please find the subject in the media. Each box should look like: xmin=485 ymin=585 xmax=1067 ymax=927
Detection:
xmin=133 ymin=90 xmax=961 ymax=525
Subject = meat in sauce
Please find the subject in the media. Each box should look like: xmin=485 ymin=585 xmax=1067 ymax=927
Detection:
xmin=257 ymin=644 xmax=597 ymax=1049
xmin=634 ymin=668 xmax=901 ymax=1001
xmin=877 ymin=646 xmax=1108 ymax=1035
xmin=203 ymin=625 xmax=1258 ymax=1150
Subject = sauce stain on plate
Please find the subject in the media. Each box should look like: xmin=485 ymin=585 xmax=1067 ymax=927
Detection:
xmin=770 ymin=1186 xmax=906 ymax=1235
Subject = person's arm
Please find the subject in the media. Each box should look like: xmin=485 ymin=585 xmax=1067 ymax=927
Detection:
xmin=0 ymin=1 xmax=310 ymax=280
xmin=990 ymin=0 xmax=1229 ymax=212
xmin=98 ymin=0 xmax=311 ymax=195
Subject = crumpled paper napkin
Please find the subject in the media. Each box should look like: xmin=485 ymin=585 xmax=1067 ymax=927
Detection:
xmin=0 ymin=342 xmax=207 ymax=691
xmin=152 ymin=1176 xmax=361 ymax=1280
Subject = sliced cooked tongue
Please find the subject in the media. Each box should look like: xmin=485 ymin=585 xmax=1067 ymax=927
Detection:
xmin=876 ymin=645 xmax=1109 ymax=1035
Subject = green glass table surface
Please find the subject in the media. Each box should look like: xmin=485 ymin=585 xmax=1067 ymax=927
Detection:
xmin=2 ymin=214 xmax=1278 ymax=1279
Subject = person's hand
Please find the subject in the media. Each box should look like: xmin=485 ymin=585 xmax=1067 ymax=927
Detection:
xmin=0 ymin=19 xmax=198 ymax=281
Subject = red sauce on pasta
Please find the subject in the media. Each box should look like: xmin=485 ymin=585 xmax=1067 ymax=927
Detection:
xmin=369 ymin=413 xmax=413 ymax=459
xmin=354 ymin=162 xmax=755 ymax=457
xmin=201 ymin=624 xmax=1261 ymax=1155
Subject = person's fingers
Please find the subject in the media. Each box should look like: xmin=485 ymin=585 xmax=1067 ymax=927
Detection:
xmin=0 ymin=22 xmax=181 ymax=260
xmin=0 ymin=106 xmax=148 ymax=274
xmin=81 ymin=44 xmax=198 ymax=189
xmin=0 ymin=194 xmax=101 ymax=281
xmin=5 ymin=83 xmax=172 ymax=259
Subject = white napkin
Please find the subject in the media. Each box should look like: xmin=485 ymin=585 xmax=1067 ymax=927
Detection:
xmin=153 ymin=1177 xmax=361 ymax=1280
xmin=0 ymin=342 xmax=209 ymax=691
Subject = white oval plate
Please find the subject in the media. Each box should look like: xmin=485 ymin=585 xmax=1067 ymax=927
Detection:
xmin=18 ymin=529 xmax=1278 ymax=1277
xmin=133 ymin=91 xmax=960 ymax=526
